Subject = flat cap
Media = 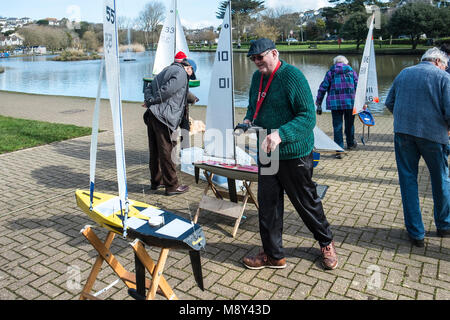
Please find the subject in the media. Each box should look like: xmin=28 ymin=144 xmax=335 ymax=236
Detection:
xmin=247 ymin=38 xmax=276 ymax=57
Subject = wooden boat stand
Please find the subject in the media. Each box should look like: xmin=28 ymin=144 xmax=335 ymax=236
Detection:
xmin=79 ymin=225 xmax=177 ymax=300
xmin=193 ymin=163 xmax=259 ymax=238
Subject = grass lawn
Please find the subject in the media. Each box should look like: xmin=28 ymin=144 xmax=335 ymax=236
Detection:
xmin=0 ymin=115 xmax=92 ymax=154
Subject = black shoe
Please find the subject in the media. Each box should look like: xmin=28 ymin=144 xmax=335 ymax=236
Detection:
xmin=165 ymin=185 xmax=189 ymax=196
xmin=437 ymin=229 xmax=450 ymax=238
xmin=408 ymin=235 xmax=424 ymax=247
xmin=150 ymin=184 xmax=165 ymax=190
xmin=335 ymin=153 xmax=342 ymax=159
xmin=348 ymin=141 xmax=358 ymax=150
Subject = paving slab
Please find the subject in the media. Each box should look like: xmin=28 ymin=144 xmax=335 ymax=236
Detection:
xmin=0 ymin=91 xmax=449 ymax=300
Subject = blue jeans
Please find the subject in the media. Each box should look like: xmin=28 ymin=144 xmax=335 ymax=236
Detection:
xmin=394 ymin=133 xmax=450 ymax=240
xmin=331 ymin=109 xmax=356 ymax=149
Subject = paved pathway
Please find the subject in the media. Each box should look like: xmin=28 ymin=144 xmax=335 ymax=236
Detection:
xmin=0 ymin=92 xmax=449 ymax=300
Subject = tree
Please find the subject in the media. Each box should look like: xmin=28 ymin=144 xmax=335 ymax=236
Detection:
xmin=259 ymin=7 xmax=297 ymax=41
xmin=305 ymin=20 xmax=326 ymax=41
xmin=388 ymin=3 xmax=442 ymax=49
xmin=138 ymin=1 xmax=165 ymax=49
xmin=341 ymin=11 xmax=369 ymax=50
xmin=217 ymin=0 xmax=265 ymax=43
xmin=82 ymin=30 xmax=99 ymax=52
xmin=36 ymin=19 xmax=49 ymax=26
xmin=254 ymin=23 xmax=278 ymax=42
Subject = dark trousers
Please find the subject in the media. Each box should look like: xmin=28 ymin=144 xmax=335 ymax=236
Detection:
xmin=331 ymin=109 xmax=356 ymax=149
xmin=258 ymin=152 xmax=333 ymax=260
xmin=145 ymin=111 xmax=179 ymax=192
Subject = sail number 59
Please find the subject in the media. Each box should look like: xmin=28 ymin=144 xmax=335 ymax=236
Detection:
xmin=106 ymin=6 xmax=115 ymax=24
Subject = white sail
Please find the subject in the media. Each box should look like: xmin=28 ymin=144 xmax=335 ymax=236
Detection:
xmin=153 ymin=0 xmax=176 ymax=75
xmin=366 ymin=37 xmax=379 ymax=103
xmin=103 ymin=0 xmax=129 ymax=230
xmin=314 ymin=126 xmax=344 ymax=152
xmin=176 ymin=12 xmax=190 ymax=57
xmin=204 ymin=2 xmax=235 ymax=160
xmin=352 ymin=14 xmax=375 ymax=115
xmin=89 ymin=58 xmax=105 ymax=207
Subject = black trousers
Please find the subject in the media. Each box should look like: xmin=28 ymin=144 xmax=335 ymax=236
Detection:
xmin=258 ymin=152 xmax=333 ymax=260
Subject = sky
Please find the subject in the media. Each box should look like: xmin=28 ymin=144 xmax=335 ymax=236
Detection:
xmin=0 ymin=0 xmax=330 ymax=29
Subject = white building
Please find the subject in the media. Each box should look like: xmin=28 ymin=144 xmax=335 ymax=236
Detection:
xmin=0 ymin=34 xmax=24 ymax=47
xmin=20 ymin=17 xmax=32 ymax=25
xmin=45 ymin=18 xmax=60 ymax=26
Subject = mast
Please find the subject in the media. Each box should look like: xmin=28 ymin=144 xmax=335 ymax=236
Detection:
xmin=229 ymin=0 xmax=236 ymax=163
xmin=174 ymin=0 xmax=177 ymax=57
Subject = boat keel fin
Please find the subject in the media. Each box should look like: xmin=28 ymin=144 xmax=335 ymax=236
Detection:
xmin=189 ymin=250 xmax=204 ymax=291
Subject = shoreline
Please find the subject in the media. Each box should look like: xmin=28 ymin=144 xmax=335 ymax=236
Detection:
xmin=0 ymin=90 xmax=393 ymax=123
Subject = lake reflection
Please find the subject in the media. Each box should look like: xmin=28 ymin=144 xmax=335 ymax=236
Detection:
xmin=0 ymin=51 xmax=421 ymax=114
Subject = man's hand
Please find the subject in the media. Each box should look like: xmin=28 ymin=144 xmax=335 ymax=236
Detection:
xmin=315 ymin=102 xmax=322 ymax=115
xmin=261 ymin=131 xmax=282 ymax=153
xmin=243 ymin=119 xmax=251 ymax=125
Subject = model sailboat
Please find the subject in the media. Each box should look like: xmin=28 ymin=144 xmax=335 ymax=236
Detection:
xmin=181 ymin=0 xmax=342 ymax=185
xmin=352 ymin=13 xmax=379 ymax=144
xmin=75 ymin=0 xmax=205 ymax=291
xmin=180 ymin=0 xmax=255 ymax=188
xmin=143 ymin=0 xmax=200 ymax=89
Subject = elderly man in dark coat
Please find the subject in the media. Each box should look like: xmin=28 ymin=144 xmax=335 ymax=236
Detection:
xmin=143 ymin=58 xmax=196 ymax=195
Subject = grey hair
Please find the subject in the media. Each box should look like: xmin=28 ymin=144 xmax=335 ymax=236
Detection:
xmin=421 ymin=47 xmax=449 ymax=67
xmin=333 ymin=55 xmax=348 ymax=64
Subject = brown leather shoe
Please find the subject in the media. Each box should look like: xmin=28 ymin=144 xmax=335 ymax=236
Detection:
xmin=165 ymin=185 xmax=189 ymax=196
xmin=242 ymin=251 xmax=287 ymax=270
xmin=321 ymin=241 xmax=338 ymax=270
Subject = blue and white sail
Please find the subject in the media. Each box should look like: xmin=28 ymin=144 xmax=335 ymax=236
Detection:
xmin=103 ymin=0 xmax=129 ymax=235
xmin=89 ymin=58 xmax=104 ymax=209
xmin=204 ymin=1 xmax=235 ymax=160
xmin=153 ymin=0 xmax=190 ymax=75
xmin=353 ymin=14 xmax=378 ymax=115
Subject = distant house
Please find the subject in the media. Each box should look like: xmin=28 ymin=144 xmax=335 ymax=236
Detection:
xmin=0 ymin=17 xmax=7 ymax=26
xmin=30 ymin=46 xmax=47 ymax=55
xmin=397 ymin=0 xmax=434 ymax=6
xmin=20 ymin=17 xmax=32 ymax=25
xmin=0 ymin=34 xmax=24 ymax=47
xmin=45 ymin=18 xmax=60 ymax=26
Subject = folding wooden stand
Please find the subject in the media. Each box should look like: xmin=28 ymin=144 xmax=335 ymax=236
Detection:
xmin=79 ymin=225 xmax=177 ymax=300
xmin=193 ymin=163 xmax=259 ymax=238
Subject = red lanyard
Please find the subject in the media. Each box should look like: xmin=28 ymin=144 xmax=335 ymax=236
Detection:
xmin=253 ymin=61 xmax=281 ymax=122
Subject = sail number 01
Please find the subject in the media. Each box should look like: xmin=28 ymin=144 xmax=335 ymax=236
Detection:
xmin=106 ymin=6 xmax=116 ymax=24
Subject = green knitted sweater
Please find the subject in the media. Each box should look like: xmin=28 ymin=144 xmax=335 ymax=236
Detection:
xmin=244 ymin=60 xmax=316 ymax=160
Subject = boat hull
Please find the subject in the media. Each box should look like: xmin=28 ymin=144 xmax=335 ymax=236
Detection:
xmin=75 ymin=190 xmax=206 ymax=251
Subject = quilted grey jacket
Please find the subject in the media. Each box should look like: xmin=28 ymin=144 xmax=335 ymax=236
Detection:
xmin=144 ymin=62 xmax=189 ymax=131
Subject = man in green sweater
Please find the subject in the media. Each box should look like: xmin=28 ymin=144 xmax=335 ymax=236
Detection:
xmin=242 ymin=38 xmax=338 ymax=270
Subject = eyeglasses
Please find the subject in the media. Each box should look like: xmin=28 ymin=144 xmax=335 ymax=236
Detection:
xmin=249 ymin=50 xmax=272 ymax=62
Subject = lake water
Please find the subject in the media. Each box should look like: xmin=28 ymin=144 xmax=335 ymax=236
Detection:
xmin=0 ymin=51 xmax=421 ymax=113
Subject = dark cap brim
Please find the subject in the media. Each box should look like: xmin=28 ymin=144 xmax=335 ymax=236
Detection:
xmin=247 ymin=38 xmax=276 ymax=57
